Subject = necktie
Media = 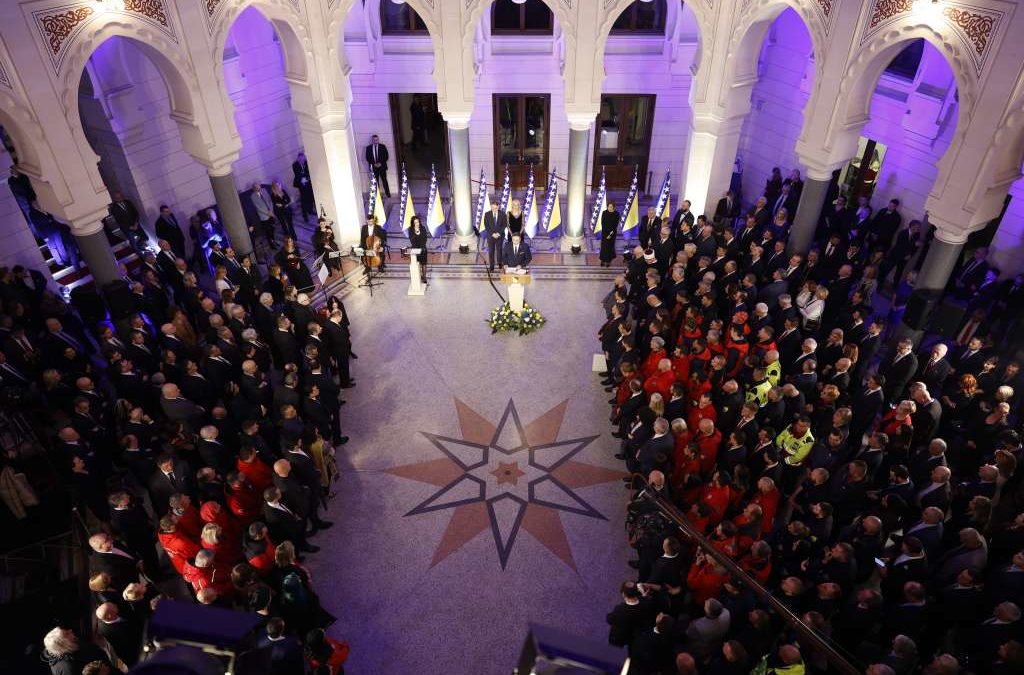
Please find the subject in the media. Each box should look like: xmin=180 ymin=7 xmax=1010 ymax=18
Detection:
xmin=2 ymin=364 xmax=26 ymax=383
xmin=167 ymin=472 xmax=176 ymax=484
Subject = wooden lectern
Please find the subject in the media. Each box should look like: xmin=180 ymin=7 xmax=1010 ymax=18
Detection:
xmin=500 ymin=270 xmax=531 ymax=312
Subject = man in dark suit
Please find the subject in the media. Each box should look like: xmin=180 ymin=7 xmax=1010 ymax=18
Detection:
xmin=325 ymin=309 xmax=354 ymax=388
xmin=364 ymin=134 xmax=391 ymax=198
xmin=108 ymin=192 xmax=140 ymax=233
xmin=639 ymin=207 xmax=660 ymax=250
xmin=714 ymin=190 xmax=741 ymax=226
xmin=632 ymin=418 xmax=673 ymax=475
xmin=291 ymin=151 xmax=316 ymax=222
xmin=159 ymin=383 xmax=204 ymax=432
xmin=154 ymin=205 xmax=185 ymax=259
xmin=606 ymin=581 xmax=654 ymax=647
xmin=262 ymin=486 xmax=316 ymax=553
xmin=88 ymin=533 xmax=141 ymax=590
xmin=879 ymin=338 xmax=918 ymax=403
xmin=254 ymin=617 xmax=306 ymax=675
xmin=954 ymin=246 xmax=990 ymax=299
xmin=95 ymin=602 xmax=143 ymax=667
xmin=669 ymin=200 xmax=695 ymax=234
xmin=147 ymin=454 xmax=194 ymax=515
xmin=272 ymin=316 xmax=300 ymax=368
xmin=502 ymin=232 xmax=532 ymax=269
xmin=482 ymin=200 xmax=507 ymax=271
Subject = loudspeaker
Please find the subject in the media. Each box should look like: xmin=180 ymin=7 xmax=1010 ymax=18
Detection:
xmin=103 ymin=279 xmax=134 ymax=320
xmin=931 ymin=300 xmax=967 ymax=339
xmin=69 ymin=286 xmax=106 ymax=325
xmin=902 ymin=290 xmax=941 ymax=331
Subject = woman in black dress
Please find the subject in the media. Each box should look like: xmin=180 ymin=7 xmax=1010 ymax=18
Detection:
xmin=407 ymin=215 xmax=429 ymax=284
xmin=507 ymin=199 xmax=524 ymax=238
xmin=270 ymin=181 xmax=296 ymax=240
xmin=599 ymin=200 xmax=619 ymax=267
xmin=312 ymin=218 xmax=342 ymax=278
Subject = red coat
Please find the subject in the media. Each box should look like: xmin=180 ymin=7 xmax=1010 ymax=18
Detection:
xmin=686 ymin=560 xmax=728 ymax=607
xmin=237 ymin=456 xmax=274 ymax=493
xmin=642 ymin=349 xmax=668 ymax=379
xmin=671 ymin=355 xmax=691 ymax=383
xmin=644 ymin=370 xmax=675 ymax=401
xmin=173 ymin=505 xmax=204 ymax=542
xmin=701 ymin=482 xmax=730 ymax=524
xmin=687 ymin=404 xmax=718 ymax=435
xmin=182 ymin=559 xmax=233 ymax=597
xmin=752 ymin=488 xmax=781 ymax=535
xmin=740 ymin=555 xmax=772 ymax=585
xmin=158 ymin=530 xmax=201 ymax=574
xmin=226 ymin=483 xmax=262 ymax=525
xmin=615 ymin=379 xmax=633 ymax=407
xmin=685 ymin=379 xmax=711 ymax=407
xmin=695 ymin=430 xmax=722 ymax=475
xmin=246 ymin=539 xmax=277 ymax=575
xmin=726 ymin=341 xmax=749 ymax=377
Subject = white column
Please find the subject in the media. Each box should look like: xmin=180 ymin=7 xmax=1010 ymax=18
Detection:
xmin=446 ymin=115 xmax=474 ymax=250
xmin=207 ymin=167 xmax=254 ymax=258
xmin=295 ymin=110 xmax=364 ymax=246
xmin=683 ymin=115 xmax=744 ymax=218
xmin=70 ymin=213 xmax=120 ymax=287
xmin=563 ymin=116 xmax=593 ymax=252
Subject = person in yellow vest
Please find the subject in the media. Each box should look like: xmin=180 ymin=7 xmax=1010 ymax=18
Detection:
xmin=764 ymin=349 xmax=782 ymax=387
xmin=746 ymin=367 xmax=773 ymax=408
xmin=776 ymin=416 xmax=814 ymax=467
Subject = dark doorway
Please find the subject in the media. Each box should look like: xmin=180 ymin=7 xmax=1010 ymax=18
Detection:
xmin=389 ymin=93 xmax=449 ymax=185
xmin=493 ymin=94 xmax=551 ymax=190
xmin=592 ymin=94 xmax=655 ymax=192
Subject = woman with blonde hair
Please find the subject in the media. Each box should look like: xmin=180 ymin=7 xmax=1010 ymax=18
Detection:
xmin=507 ymin=198 xmax=524 ymax=237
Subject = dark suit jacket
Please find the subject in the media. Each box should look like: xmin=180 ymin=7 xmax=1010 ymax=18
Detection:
xmin=637 ymin=434 xmax=674 ymax=475
xmin=262 ymin=502 xmax=305 ymax=543
xmin=89 ymin=548 xmax=140 ymax=590
xmin=109 ymin=199 xmax=140 ymax=230
xmin=916 ymin=357 xmax=952 ymax=395
xmin=365 ymin=142 xmax=389 ymax=170
xmin=880 ymin=352 xmax=918 ymax=401
xmin=607 ymin=600 xmax=654 ymax=647
xmin=292 ymin=160 xmax=312 ymax=190
xmin=483 ymin=210 xmax=507 ymax=240
xmin=502 ymin=240 xmax=532 ymax=268
xmin=155 ymin=215 xmax=184 ymax=251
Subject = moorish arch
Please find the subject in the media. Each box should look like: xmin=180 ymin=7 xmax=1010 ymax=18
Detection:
xmin=723 ymin=0 xmax=825 ymax=113
xmin=58 ymin=17 xmax=214 ymax=186
xmin=0 ymin=92 xmax=66 ymax=211
xmin=825 ymin=24 xmax=977 ymax=181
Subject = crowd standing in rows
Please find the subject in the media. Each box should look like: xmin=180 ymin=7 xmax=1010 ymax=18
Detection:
xmin=597 ymin=169 xmax=1024 ymax=675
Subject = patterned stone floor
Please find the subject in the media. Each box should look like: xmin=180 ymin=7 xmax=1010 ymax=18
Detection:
xmin=305 ymin=275 xmax=631 ymax=674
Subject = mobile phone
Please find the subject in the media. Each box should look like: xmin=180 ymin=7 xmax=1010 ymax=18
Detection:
xmin=874 ymin=558 xmax=886 ymax=567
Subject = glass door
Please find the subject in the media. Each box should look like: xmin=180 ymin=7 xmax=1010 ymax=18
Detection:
xmin=494 ymin=94 xmax=550 ymax=190
xmin=592 ymin=95 xmax=656 ymax=192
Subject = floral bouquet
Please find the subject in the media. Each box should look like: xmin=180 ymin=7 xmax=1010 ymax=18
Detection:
xmin=486 ymin=302 xmax=546 ymax=336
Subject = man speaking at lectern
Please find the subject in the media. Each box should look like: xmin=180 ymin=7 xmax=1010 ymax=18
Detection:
xmin=503 ymin=232 xmax=532 ymax=270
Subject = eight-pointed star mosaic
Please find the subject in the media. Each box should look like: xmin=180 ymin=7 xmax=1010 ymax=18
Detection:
xmin=386 ymin=398 xmax=626 ymax=570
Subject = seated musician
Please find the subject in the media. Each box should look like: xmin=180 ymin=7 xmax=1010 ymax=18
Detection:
xmin=360 ymin=215 xmax=388 ymax=271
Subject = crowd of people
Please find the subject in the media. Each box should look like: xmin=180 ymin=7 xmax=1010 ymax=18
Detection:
xmin=0 ymin=165 xmax=356 ymax=674
xmin=597 ymin=169 xmax=1024 ymax=675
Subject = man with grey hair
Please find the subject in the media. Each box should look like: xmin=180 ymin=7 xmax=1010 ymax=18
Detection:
xmin=684 ymin=598 xmax=731 ymax=658
xmin=935 ymin=527 xmax=988 ymax=586
xmin=634 ymin=417 xmax=673 ymax=476
xmin=96 ymin=601 xmax=143 ymax=667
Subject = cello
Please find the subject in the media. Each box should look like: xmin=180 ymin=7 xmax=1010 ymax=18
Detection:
xmin=364 ymin=231 xmax=382 ymax=268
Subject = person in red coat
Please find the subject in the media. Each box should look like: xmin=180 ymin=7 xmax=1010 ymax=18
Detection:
xmin=201 ymin=501 xmax=240 ymax=557
xmin=708 ymin=520 xmax=753 ymax=559
xmin=236 ymin=446 xmax=274 ymax=494
xmin=670 ymin=345 xmax=692 ymax=383
xmin=242 ymin=521 xmax=276 ymax=576
xmin=700 ymin=469 xmax=732 ymax=525
xmin=170 ymin=493 xmax=204 ymax=542
xmin=182 ymin=549 xmax=234 ymax=598
xmin=751 ymin=476 xmax=781 ymax=536
xmin=685 ymin=371 xmax=712 ymax=410
xmin=686 ymin=553 xmax=729 ymax=608
xmin=688 ymin=393 xmax=718 ymax=434
xmin=694 ymin=418 xmax=722 ymax=476
xmin=641 ymin=338 xmax=668 ymax=379
xmin=672 ymin=442 xmax=703 ymax=501
xmin=644 ymin=359 xmax=676 ymax=401
xmin=740 ymin=540 xmax=773 ymax=585
xmin=614 ymin=363 xmax=638 ymax=406
xmin=157 ymin=515 xmax=200 ymax=575
xmin=225 ymin=471 xmax=262 ymax=525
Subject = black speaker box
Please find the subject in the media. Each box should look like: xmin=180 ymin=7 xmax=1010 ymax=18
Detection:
xmin=931 ymin=300 xmax=967 ymax=338
xmin=902 ymin=290 xmax=941 ymax=331
xmin=103 ymin=279 xmax=134 ymax=320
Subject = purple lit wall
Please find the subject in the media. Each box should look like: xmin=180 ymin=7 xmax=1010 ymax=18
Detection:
xmin=0 ymin=143 xmax=54 ymax=281
xmin=735 ymin=8 xmax=813 ymax=208
xmin=990 ymin=173 xmax=1024 ymax=276
xmin=84 ymin=37 xmax=215 ymax=241
xmin=224 ymin=7 xmax=304 ymax=193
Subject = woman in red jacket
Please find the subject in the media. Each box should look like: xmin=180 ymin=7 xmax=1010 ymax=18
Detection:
xmin=686 ymin=553 xmax=729 ymax=607
xmin=641 ymin=337 xmax=668 ymax=379
xmin=157 ymin=515 xmax=200 ymax=575
xmin=700 ymin=470 xmax=732 ymax=525
xmin=305 ymin=628 xmax=350 ymax=674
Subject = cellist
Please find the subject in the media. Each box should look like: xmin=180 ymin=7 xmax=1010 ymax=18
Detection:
xmin=360 ymin=216 xmax=388 ymax=272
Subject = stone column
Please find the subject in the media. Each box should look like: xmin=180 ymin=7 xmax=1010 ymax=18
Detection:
xmin=916 ymin=230 xmax=964 ymax=294
xmin=563 ymin=116 xmax=593 ymax=253
xmin=447 ymin=118 xmax=474 ymax=251
xmin=73 ymin=223 xmax=119 ymax=287
xmin=208 ymin=168 xmax=254 ymax=258
xmin=295 ymin=110 xmax=364 ymax=246
xmin=683 ymin=115 xmax=744 ymax=218
xmin=787 ymin=170 xmax=832 ymax=256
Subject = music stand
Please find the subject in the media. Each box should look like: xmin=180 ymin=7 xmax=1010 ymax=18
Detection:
xmin=351 ymin=246 xmax=383 ymax=295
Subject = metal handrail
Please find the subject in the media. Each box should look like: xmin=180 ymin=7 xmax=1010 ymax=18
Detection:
xmin=633 ymin=479 xmax=863 ymax=675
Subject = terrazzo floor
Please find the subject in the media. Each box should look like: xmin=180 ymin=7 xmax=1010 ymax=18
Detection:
xmin=304 ymin=273 xmax=632 ymax=674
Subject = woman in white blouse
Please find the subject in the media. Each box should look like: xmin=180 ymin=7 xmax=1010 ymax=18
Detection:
xmin=796 ymin=284 xmax=828 ymax=332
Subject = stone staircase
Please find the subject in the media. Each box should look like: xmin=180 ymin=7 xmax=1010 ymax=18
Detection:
xmin=43 ymin=228 xmax=142 ymax=292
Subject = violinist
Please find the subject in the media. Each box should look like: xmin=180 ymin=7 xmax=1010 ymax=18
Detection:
xmin=360 ymin=216 xmax=388 ymax=272
xmin=312 ymin=218 xmax=342 ymax=279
